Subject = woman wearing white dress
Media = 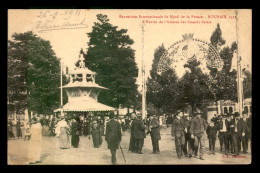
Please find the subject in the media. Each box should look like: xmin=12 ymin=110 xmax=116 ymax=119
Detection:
xmin=28 ymin=117 xmax=42 ymax=164
xmin=56 ymin=117 xmax=70 ymax=149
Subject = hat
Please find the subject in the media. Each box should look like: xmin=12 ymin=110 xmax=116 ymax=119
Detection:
xmin=242 ymin=111 xmax=247 ymax=115
xmin=194 ymin=112 xmax=201 ymax=116
xmin=222 ymin=114 xmax=227 ymax=118
xmin=234 ymin=112 xmax=240 ymax=117
xmin=137 ymin=114 xmax=142 ymax=117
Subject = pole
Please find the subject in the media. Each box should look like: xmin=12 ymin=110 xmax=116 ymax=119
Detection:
xmin=120 ymin=145 xmax=126 ymax=162
xmin=60 ymin=58 xmax=64 ymax=117
xmin=141 ymin=23 xmax=146 ymax=119
xmin=235 ymin=10 xmax=244 ymax=116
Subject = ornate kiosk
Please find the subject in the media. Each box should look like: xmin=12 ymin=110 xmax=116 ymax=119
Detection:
xmin=54 ymin=54 xmax=115 ymax=115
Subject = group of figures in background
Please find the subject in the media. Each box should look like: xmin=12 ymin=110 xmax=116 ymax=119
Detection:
xmin=127 ymin=110 xmax=252 ymax=161
xmin=7 ymin=109 xmax=251 ymax=164
xmin=8 ymin=117 xmax=30 ymax=140
xmin=171 ymin=111 xmax=252 ymax=160
xmin=7 ymin=112 xmax=133 ymax=164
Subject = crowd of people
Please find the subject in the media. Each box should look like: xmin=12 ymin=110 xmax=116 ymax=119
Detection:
xmin=8 ymin=110 xmax=251 ymax=165
xmin=126 ymin=110 xmax=252 ymax=162
xmin=8 ymin=118 xmax=26 ymax=140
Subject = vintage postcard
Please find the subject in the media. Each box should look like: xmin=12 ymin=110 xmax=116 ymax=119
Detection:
xmin=8 ymin=9 xmax=252 ymax=165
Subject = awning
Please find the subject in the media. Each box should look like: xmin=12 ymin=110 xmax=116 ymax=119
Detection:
xmin=62 ymin=81 xmax=107 ymax=90
xmin=54 ymin=100 xmax=116 ymax=112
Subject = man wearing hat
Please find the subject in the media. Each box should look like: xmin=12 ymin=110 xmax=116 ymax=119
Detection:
xmin=171 ymin=111 xmax=187 ymax=159
xmin=149 ymin=114 xmax=161 ymax=154
xmin=217 ymin=114 xmax=229 ymax=154
xmin=241 ymin=111 xmax=250 ymax=153
xmin=190 ymin=112 xmax=207 ymax=160
xmin=133 ymin=113 xmax=146 ymax=154
xmin=226 ymin=114 xmax=234 ymax=153
xmin=105 ymin=112 xmax=122 ymax=164
xmin=183 ymin=113 xmax=193 ymax=158
xmin=229 ymin=112 xmax=245 ymax=156
xmin=128 ymin=112 xmax=137 ymax=152
xmin=215 ymin=114 xmax=222 ymax=126
xmin=206 ymin=118 xmax=218 ymax=155
xmin=247 ymin=113 xmax=252 ymax=154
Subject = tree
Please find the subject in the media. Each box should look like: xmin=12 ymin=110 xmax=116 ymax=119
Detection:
xmin=208 ymin=24 xmax=238 ymax=101
xmin=146 ymin=44 xmax=180 ymax=113
xmin=8 ymin=31 xmax=68 ymax=116
xmin=178 ymin=60 xmax=212 ymax=113
xmin=146 ymin=44 xmax=166 ymax=110
xmin=243 ymin=68 xmax=252 ymax=99
xmin=210 ymin=23 xmax=226 ymax=48
xmin=85 ymin=14 xmax=138 ymax=108
xmin=8 ymin=33 xmax=28 ymax=114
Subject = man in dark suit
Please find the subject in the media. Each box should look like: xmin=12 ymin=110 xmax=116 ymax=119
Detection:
xmin=247 ymin=113 xmax=252 ymax=154
xmin=190 ymin=112 xmax=207 ymax=160
xmin=133 ymin=114 xmax=146 ymax=154
xmin=171 ymin=111 xmax=187 ymax=159
xmin=217 ymin=114 xmax=229 ymax=154
xmin=183 ymin=114 xmax=192 ymax=157
xmin=105 ymin=112 xmax=122 ymax=165
xmin=206 ymin=118 xmax=218 ymax=155
xmin=226 ymin=114 xmax=234 ymax=153
xmin=149 ymin=114 xmax=161 ymax=154
xmin=188 ymin=114 xmax=196 ymax=158
xmin=229 ymin=112 xmax=246 ymax=156
xmin=241 ymin=111 xmax=250 ymax=153
xmin=128 ymin=112 xmax=136 ymax=152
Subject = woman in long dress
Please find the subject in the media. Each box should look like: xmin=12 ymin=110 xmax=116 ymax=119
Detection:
xmin=91 ymin=120 xmax=102 ymax=148
xmin=16 ymin=119 xmax=22 ymax=139
xmin=83 ymin=119 xmax=88 ymax=136
xmin=28 ymin=117 xmax=42 ymax=164
xmin=71 ymin=117 xmax=80 ymax=148
xmin=56 ymin=117 xmax=70 ymax=149
xmin=12 ymin=119 xmax=17 ymax=138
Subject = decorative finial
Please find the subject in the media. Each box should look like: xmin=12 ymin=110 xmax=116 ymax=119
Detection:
xmin=79 ymin=54 xmax=84 ymax=61
xmin=79 ymin=54 xmax=85 ymax=68
xmin=182 ymin=33 xmax=194 ymax=40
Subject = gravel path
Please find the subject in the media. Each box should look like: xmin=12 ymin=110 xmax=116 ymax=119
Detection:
xmin=8 ymin=127 xmax=251 ymax=165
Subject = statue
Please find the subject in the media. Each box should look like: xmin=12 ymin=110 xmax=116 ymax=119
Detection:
xmin=79 ymin=54 xmax=85 ymax=68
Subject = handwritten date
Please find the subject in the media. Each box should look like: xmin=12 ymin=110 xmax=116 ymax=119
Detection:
xmin=37 ymin=10 xmax=82 ymax=21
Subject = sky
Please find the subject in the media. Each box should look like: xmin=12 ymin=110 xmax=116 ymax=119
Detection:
xmin=8 ymin=9 xmax=252 ymax=91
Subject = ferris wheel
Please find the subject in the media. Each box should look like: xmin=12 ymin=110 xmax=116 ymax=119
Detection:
xmin=157 ymin=33 xmax=223 ymax=75
xmin=157 ymin=33 xmax=224 ymax=99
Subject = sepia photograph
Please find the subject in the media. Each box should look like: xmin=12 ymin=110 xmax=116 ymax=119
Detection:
xmin=7 ymin=9 xmax=252 ymax=165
